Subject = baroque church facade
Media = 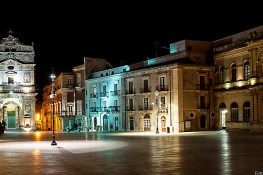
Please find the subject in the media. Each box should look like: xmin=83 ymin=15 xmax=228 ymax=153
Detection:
xmin=0 ymin=31 xmax=37 ymax=130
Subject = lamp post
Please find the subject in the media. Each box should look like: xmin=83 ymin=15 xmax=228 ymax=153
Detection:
xmin=50 ymin=68 xmax=57 ymax=146
xmin=155 ymin=91 xmax=159 ymax=134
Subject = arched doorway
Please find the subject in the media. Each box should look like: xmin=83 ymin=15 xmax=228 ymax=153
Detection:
xmin=161 ymin=116 xmax=166 ymax=132
xmin=103 ymin=114 xmax=108 ymax=131
xmin=3 ymin=102 xmax=20 ymax=130
xmin=130 ymin=117 xmax=134 ymax=130
xmin=200 ymin=115 xmax=206 ymax=128
xmin=144 ymin=114 xmax=151 ymax=131
xmin=219 ymin=103 xmax=227 ymax=129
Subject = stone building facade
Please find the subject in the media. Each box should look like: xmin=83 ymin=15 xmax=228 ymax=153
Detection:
xmin=41 ymin=57 xmax=112 ymax=131
xmin=85 ymin=40 xmax=214 ymax=133
xmin=0 ymin=31 xmax=37 ymax=131
xmin=41 ymin=24 xmax=263 ymax=133
xmin=213 ymin=25 xmax=263 ymax=132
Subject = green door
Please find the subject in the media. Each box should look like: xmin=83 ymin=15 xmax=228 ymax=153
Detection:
xmin=7 ymin=111 xmax=16 ymax=128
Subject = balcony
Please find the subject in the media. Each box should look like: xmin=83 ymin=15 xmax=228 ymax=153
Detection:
xmin=109 ymin=106 xmax=120 ymax=112
xmin=110 ymin=90 xmax=120 ymax=96
xmin=125 ymin=106 xmax=135 ymax=111
xmin=125 ymin=89 xmax=135 ymax=95
xmin=100 ymin=92 xmax=109 ymax=97
xmin=100 ymin=107 xmax=110 ymax=112
xmin=90 ymin=107 xmax=99 ymax=113
xmin=156 ymin=85 xmax=168 ymax=91
xmin=139 ymin=87 xmax=151 ymax=93
xmin=90 ymin=93 xmax=98 ymax=98
xmin=138 ymin=105 xmax=153 ymax=111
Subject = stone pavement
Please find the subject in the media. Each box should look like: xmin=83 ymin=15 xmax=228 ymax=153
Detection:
xmin=0 ymin=130 xmax=262 ymax=175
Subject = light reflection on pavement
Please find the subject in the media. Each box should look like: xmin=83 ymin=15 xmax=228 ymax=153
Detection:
xmin=0 ymin=140 xmax=128 ymax=154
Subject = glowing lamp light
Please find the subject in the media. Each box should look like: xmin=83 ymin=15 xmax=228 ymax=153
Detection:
xmin=224 ymin=82 xmax=231 ymax=89
xmin=36 ymin=113 xmax=40 ymax=121
xmin=249 ymin=78 xmax=257 ymax=86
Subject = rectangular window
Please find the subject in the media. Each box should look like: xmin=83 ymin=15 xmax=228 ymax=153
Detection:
xmin=114 ymin=84 xmax=118 ymax=95
xmin=102 ymin=85 xmax=107 ymax=97
xmin=68 ymin=104 xmax=73 ymax=113
xmin=92 ymin=102 xmax=96 ymax=112
xmin=129 ymin=82 xmax=133 ymax=93
xmin=77 ymin=75 xmax=81 ymax=86
xmin=231 ymin=109 xmax=238 ymax=121
xmin=68 ymin=78 xmax=73 ymax=85
xmin=103 ymin=85 xmax=106 ymax=93
xmin=129 ymin=99 xmax=133 ymax=110
xmin=200 ymin=76 xmax=205 ymax=90
xmin=144 ymin=98 xmax=148 ymax=110
xmin=143 ymin=79 xmax=148 ymax=92
xmin=161 ymin=96 xmax=165 ymax=109
xmin=114 ymin=100 xmax=118 ymax=106
xmin=77 ymin=101 xmax=82 ymax=115
xmin=200 ymin=96 xmax=205 ymax=108
xmin=160 ymin=77 xmax=165 ymax=90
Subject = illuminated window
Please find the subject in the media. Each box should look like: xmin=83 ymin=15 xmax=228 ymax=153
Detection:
xmin=143 ymin=115 xmax=151 ymax=131
xmin=115 ymin=117 xmax=118 ymax=131
xmin=231 ymin=64 xmax=237 ymax=82
xmin=243 ymin=102 xmax=250 ymax=122
xmin=231 ymin=102 xmax=238 ymax=121
xmin=244 ymin=61 xmax=250 ymax=80
xmin=68 ymin=78 xmax=73 ymax=85
xmin=161 ymin=96 xmax=165 ymax=109
xmin=144 ymin=98 xmax=148 ymax=110
xmin=219 ymin=66 xmax=224 ymax=83
xmin=128 ymin=81 xmax=133 ymax=94
xmin=160 ymin=77 xmax=165 ymax=90
xmin=77 ymin=74 xmax=81 ymax=86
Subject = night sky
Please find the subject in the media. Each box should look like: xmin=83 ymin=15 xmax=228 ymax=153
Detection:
xmin=0 ymin=3 xmax=262 ymax=91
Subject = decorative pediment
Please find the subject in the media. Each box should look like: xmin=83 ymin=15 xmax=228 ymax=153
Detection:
xmin=0 ymin=34 xmax=21 ymax=46
xmin=0 ymin=59 xmax=20 ymax=66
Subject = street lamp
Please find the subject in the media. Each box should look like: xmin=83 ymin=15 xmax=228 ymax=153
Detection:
xmin=154 ymin=91 xmax=159 ymax=134
xmin=50 ymin=68 xmax=57 ymax=146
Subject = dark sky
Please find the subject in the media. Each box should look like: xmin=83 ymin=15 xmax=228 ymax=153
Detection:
xmin=0 ymin=2 xmax=262 ymax=90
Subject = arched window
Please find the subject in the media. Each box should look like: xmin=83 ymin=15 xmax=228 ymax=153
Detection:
xmin=130 ymin=117 xmax=134 ymax=130
xmin=231 ymin=64 xmax=237 ymax=82
xmin=243 ymin=102 xmax=250 ymax=122
xmin=219 ymin=103 xmax=226 ymax=109
xmin=231 ymin=102 xmax=238 ymax=122
xmin=144 ymin=114 xmax=151 ymax=131
xmin=219 ymin=66 xmax=224 ymax=83
xmin=244 ymin=61 xmax=250 ymax=80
